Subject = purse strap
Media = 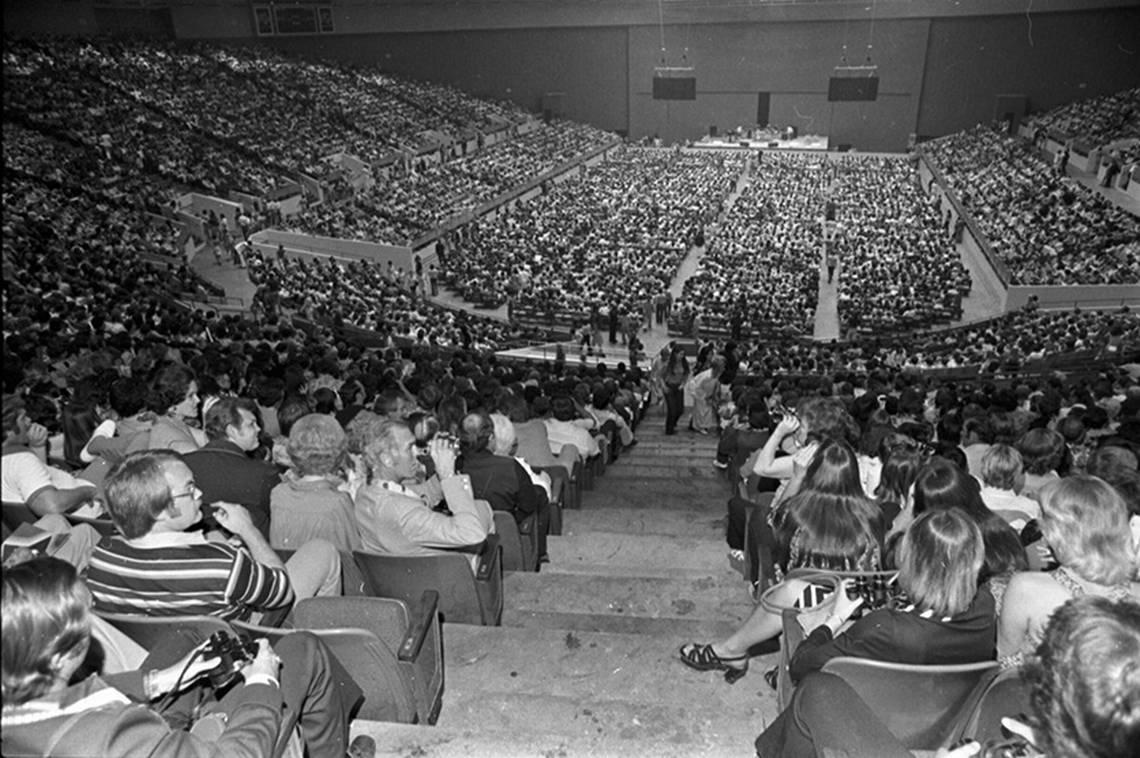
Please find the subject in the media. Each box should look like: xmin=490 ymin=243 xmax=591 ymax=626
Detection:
xmin=757 ymin=568 xmax=900 ymax=615
xmin=757 ymin=570 xmax=842 ymax=615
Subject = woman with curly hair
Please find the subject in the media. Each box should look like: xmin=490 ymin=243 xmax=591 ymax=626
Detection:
xmin=144 ymin=363 xmax=206 ymax=453
xmin=270 ymin=413 xmax=361 ymax=553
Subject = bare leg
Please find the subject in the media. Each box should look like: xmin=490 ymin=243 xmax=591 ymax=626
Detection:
xmin=711 ymin=579 xmax=806 ymax=658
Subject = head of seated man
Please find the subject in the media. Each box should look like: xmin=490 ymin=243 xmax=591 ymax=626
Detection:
xmin=458 ymin=412 xmax=495 ymax=459
xmin=201 ymin=397 xmax=262 ymax=452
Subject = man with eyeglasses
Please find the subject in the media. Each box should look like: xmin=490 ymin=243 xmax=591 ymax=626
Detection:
xmin=83 ymin=450 xmax=359 ymax=758
xmin=86 ymin=449 xmax=340 ymax=621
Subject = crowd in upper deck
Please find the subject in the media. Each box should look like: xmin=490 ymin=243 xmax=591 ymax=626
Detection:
xmin=924 ymin=124 xmax=1139 ymax=286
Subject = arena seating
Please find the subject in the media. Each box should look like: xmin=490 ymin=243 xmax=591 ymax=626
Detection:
xmin=444 ymin=146 xmax=744 ymax=316
xmin=923 ymin=124 xmax=1140 ymax=286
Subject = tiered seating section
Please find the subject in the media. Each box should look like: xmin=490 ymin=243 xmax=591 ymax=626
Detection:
xmin=1030 ymin=86 xmax=1140 ymax=153
xmin=288 ymin=119 xmax=615 ymax=244
xmin=674 ymin=152 xmax=968 ymax=336
xmin=448 ymin=146 xmax=744 ymax=315
xmin=923 ymin=124 xmax=1140 ymax=286
xmin=247 ymin=252 xmax=519 ymax=351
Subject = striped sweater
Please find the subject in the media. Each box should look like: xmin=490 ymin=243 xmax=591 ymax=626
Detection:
xmin=86 ymin=532 xmax=293 ymax=621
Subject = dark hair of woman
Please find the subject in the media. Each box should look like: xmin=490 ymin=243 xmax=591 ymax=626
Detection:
xmin=435 ymin=394 xmax=468 ymax=437
xmin=2 ymin=558 xmax=91 ymax=707
xmin=276 ymin=394 xmax=313 ymax=438
xmin=310 ymin=387 xmax=338 ymax=415
xmin=874 ymin=447 xmax=923 ymax=526
xmin=667 ymin=345 xmax=689 ymax=374
xmin=910 ymin=457 xmax=1028 ymax=581
xmin=774 ymin=439 xmax=884 ymax=574
xmin=146 ymin=363 xmax=195 ymax=414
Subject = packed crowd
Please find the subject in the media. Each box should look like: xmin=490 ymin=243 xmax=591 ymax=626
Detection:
xmin=287 ymin=120 xmax=616 ymax=244
xmin=4 ymin=32 xmax=1140 ymax=758
xmin=2 ymin=297 xmax=1136 ymax=755
xmin=4 ymin=36 xmax=614 ymax=249
xmin=724 ymin=307 xmax=1138 ymax=377
xmin=1029 ymin=86 xmax=1140 ymax=151
xmin=245 ymin=251 xmax=523 ymax=351
xmin=77 ymin=38 xmax=529 ymax=177
xmin=828 ymin=156 xmax=969 ymax=331
xmin=3 ymin=174 xmax=226 ymax=373
xmin=443 ymin=146 xmax=744 ymax=313
xmin=675 ymin=332 xmax=1139 ymax=756
xmin=0 ymin=316 xmax=658 ymax=755
xmin=678 ymin=152 xmax=815 ymax=334
xmin=4 ymin=39 xmax=288 ymax=199
xmin=676 ymin=152 xmax=966 ymax=334
xmin=924 ymin=124 xmax=1140 ymax=285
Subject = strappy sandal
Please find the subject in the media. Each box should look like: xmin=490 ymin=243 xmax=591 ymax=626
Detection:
xmin=679 ymin=643 xmax=749 ymax=683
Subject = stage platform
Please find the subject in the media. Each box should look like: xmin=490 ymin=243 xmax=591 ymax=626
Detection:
xmin=693 ymin=133 xmax=830 ymax=151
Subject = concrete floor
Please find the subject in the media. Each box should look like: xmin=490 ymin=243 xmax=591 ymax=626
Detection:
xmin=352 ymin=405 xmax=781 ymax=756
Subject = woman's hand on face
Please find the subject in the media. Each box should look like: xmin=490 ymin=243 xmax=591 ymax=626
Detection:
xmin=775 ymin=413 xmax=800 ymax=438
xmin=25 ymin=422 xmax=50 ymax=448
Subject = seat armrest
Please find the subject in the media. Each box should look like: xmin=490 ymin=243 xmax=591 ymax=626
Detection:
xmin=399 ymin=590 xmax=439 ymax=662
xmin=475 ymin=534 xmax=501 ymax=581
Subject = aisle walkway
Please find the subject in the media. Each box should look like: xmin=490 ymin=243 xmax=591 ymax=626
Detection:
xmin=351 ymin=402 xmax=779 ymax=756
xmin=190 ymin=248 xmax=258 ymax=308
xmin=956 ymin=236 xmax=1006 ymax=324
xmin=812 ymin=251 xmax=841 ymax=342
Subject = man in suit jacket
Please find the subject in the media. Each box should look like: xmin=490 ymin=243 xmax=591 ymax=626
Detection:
xmin=184 ymin=397 xmax=279 ymax=538
xmin=353 ymin=419 xmax=493 ymax=568
xmin=457 ymin=411 xmax=550 ymax=560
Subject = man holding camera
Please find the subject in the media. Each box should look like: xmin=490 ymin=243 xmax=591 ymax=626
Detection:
xmin=80 ymin=450 xmax=360 ymax=758
xmin=354 ymin=419 xmax=494 ymax=565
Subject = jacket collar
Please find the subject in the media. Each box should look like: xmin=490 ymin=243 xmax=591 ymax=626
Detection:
xmin=201 ymin=438 xmax=247 ymax=457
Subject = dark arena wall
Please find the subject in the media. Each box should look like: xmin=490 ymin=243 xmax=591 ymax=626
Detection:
xmin=7 ymin=0 xmax=1140 ymax=152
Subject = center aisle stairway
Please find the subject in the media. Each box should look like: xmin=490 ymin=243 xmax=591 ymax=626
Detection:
xmin=351 ymin=403 xmax=784 ymax=756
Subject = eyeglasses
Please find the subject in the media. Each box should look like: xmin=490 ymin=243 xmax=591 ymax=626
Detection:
xmin=171 ymin=482 xmax=201 ymax=500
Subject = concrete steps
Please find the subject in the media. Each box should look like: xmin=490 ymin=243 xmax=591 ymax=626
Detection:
xmin=559 ymin=508 xmax=727 ymax=540
xmin=350 ymin=719 xmax=758 ymax=758
xmin=348 ymin=404 xmax=779 ymax=756
xmin=502 ymin=572 xmax=754 ymax=635
xmin=350 ymin=624 xmax=777 ymax=757
xmin=546 ymin=532 xmax=734 ymax=578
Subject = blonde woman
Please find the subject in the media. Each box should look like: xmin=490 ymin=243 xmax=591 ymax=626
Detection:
xmin=997 ymin=475 xmax=1139 ymax=668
